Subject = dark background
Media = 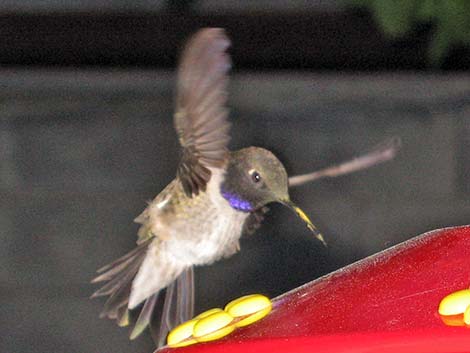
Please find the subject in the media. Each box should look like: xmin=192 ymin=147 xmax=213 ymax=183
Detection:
xmin=1 ymin=1 xmax=469 ymax=353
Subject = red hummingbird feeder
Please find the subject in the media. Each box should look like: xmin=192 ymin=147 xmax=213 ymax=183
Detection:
xmin=158 ymin=225 xmax=470 ymax=353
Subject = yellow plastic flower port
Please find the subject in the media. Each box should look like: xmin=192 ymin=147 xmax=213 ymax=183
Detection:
xmin=438 ymin=288 xmax=470 ymax=326
xmin=195 ymin=308 xmax=224 ymax=319
xmin=166 ymin=319 xmax=199 ymax=348
xmin=439 ymin=289 xmax=470 ymax=316
xmin=193 ymin=310 xmax=234 ymax=342
xmin=166 ymin=294 xmax=273 ymax=347
xmin=464 ymin=306 xmax=470 ymax=326
xmin=225 ymin=294 xmax=272 ymax=327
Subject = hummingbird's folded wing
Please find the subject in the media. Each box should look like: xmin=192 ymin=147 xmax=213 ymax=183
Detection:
xmin=174 ymin=28 xmax=232 ymax=197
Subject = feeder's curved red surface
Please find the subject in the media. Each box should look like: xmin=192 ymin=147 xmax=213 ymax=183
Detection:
xmin=159 ymin=226 xmax=470 ymax=353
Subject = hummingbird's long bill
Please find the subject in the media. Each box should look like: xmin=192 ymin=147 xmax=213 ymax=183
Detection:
xmin=282 ymin=200 xmax=327 ymax=247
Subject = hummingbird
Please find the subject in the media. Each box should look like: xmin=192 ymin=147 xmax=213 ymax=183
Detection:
xmin=91 ymin=28 xmax=400 ymax=347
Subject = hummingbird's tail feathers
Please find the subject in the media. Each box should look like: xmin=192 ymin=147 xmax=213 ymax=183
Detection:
xmin=116 ymin=305 xmax=130 ymax=327
xmin=94 ymin=240 xmax=150 ymax=276
xmin=130 ymin=292 xmax=159 ymax=340
xmin=92 ymin=242 xmax=194 ymax=347
xmin=152 ymin=267 xmax=195 ymax=348
xmin=91 ymin=239 xmax=151 ymax=324
xmin=129 ymin=238 xmax=189 ymax=310
xmin=100 ymin=271 xmax=134 ymax=320
xmin=158 ymin=279 xmax=177 ymax=347
xmin=175 ymin=266 xmax=195 ymax=324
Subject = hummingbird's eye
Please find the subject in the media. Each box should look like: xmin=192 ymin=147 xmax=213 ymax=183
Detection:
xmin=250 ymin=170 xmax=262 ymax=183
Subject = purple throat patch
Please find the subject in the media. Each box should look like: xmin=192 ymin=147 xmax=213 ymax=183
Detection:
xmin=221 ymin=191 xmax=253 ymax=212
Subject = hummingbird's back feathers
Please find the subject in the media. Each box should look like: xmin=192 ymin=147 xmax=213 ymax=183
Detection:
xmin=134 ymin=180 xmax=178 ymax=244
xmin=175 ymin=28 xmax=232 ymax=197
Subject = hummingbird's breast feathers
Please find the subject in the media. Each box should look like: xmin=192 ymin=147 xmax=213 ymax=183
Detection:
xmin=134 ymin=168 xmax=249 ymax=266
xmin=129 ymin=169 xmax=248 ymax=308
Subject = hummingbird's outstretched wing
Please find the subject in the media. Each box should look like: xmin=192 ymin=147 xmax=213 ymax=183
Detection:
xmin=174 ymin=28 xmax=232 ymax=197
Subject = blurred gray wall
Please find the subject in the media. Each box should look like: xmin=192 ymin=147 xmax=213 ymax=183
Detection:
xmin=1 ymin=70 xmax=469 ymax=353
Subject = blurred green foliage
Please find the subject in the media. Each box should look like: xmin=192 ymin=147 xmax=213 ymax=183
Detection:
xmin=348 ymin=0 xmax=470 ymax=65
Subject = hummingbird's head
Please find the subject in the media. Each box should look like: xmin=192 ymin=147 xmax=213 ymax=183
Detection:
xmin=221 ymin=147 xmax=325 ymax=244
xmin=221 ymin=147 xmax=289 ymax=210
